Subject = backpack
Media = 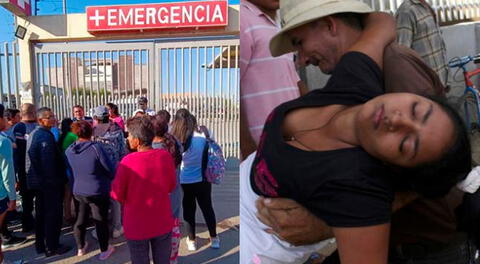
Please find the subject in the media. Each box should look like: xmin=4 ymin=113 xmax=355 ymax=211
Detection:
xmin=93 ymin=124 xmax=126 ymax=168
xmin=204 ymin=137 xmax=225 ymax=185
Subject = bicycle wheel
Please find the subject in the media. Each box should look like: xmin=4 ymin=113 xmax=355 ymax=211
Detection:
xmin=463 ymin=88 xmax=480 ymax=130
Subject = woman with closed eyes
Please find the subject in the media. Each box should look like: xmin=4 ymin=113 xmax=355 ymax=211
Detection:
xmin=240 ymin=12 xmax=471 ymax=264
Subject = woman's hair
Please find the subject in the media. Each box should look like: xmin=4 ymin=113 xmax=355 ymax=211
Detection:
xmin=59 ymin=118 xmax=74 ymax=144
xmin=96 ymin=115 xmax=110 ymax=124
xmin=198 ymin=125 xmax=210 ymax=138
xmin=170 ymin=108 xmax=197 ymax=144
xmin=71 ymin=120 xmax=93 ymax=139
xmin=394 ymin=96 xmax=472 ymax=198
xmin=157 ymin=110 xmax=171 ymax=123
xmin=106 ymin=103 xmax=119 ymax=116
xmin=126 ymin=117 xmax=154 ymax=146
xmin=151 ymin=114 xmax=169 ymax=138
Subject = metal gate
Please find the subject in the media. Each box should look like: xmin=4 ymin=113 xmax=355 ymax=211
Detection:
xmin=0 ymin=41 xmax=21 ymax=109
xmin=33 ymin=37 xmax=239 ymax=158
xmin=154 ymin=38 xmax=239 ymax=159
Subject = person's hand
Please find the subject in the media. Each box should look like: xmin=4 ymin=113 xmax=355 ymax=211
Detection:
xmin=8 ymin=200 xmax=16 ymax=211
xmin=255 ymin=197 xmax=333 ymax=246
xmin=15 ymin=182 xmax=19 ymax=192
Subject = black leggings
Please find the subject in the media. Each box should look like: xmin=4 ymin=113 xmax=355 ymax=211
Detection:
xmin=73 ymin=195 xmax=110 ymax=252
xmin=181 ymin=181 xmax=217 ymax=240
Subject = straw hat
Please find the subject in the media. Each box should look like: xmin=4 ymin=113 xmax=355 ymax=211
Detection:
xmin=270 ymin=0 xmax=373 ymax=57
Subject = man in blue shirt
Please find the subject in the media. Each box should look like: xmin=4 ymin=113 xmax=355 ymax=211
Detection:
xmin=26 ymin=107 xmax=71 ymax=257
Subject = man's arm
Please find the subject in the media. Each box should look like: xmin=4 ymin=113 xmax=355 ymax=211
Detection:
xmin=255 ymin=197 xmax=333 ymax=245
xmin=334 ymin=224 xmax=390 ymax=264
xmin=240 ymin=106 xmax=257 ymax=161
xmin=256 ymin=193 xmax=419 ymax=246
xmin=0 ymin=139 xmax=16 ymax=204
xmin=297 ymin=80 xmax=309 ymax=96
xmin=110 ymin=162 xmax=129 ymax=204
xmin=41 ymin=136 xmax=62 ymax=186
xmin=348 ymin=12 xmax=396 ymax=69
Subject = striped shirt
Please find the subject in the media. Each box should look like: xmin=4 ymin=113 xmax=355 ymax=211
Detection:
xmin=240 ymin=0 xmax=300 ymax=144
xmin=396 ymin=0 xmax=449 ymax=86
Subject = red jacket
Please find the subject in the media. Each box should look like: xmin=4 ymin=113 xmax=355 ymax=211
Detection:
xmin=111 ymin=149 xmax=176 ymax=240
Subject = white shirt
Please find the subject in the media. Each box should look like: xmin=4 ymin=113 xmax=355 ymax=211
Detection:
xmin=240 ymin=153 xmax=335 ymax=264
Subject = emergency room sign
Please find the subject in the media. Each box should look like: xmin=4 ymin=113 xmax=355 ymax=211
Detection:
xmin=86 ymin=1 xmax=228 ymax=32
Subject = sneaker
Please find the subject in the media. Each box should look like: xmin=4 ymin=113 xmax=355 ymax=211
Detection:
xmin=77 ymin=241 xmax=89 ymax=256
xmin=186 ymin=238 xmax=196 ymax=251
xmin=112 ymin=227 xmax=124 ymax=238
xmin=98 ymin=245 xmax=115 ymax=260
xmin=2 ymin=236 xmax=27 ymax=249
xmin=91 ymin=229 xmax=98 ymax=240
xmin=210 ymin=237 xmax=220 ymax=249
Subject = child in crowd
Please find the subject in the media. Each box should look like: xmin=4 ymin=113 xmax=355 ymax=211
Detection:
xmin=111 ymin=117 xmax=176 ymax=264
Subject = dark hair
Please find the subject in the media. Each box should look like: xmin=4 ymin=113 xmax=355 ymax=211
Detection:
xmin=126 ymin=117 xmax=154 ymax=147
xmin=71 ymin=120 xmax=92 ymax=139
xmin=331 ymin=12 xmax=364 ymax=30
xmin=157 ymin=110 xmax=171 ymax=123
xmin=151 ymin=114 xmax=169 ymax=138
xmin=106 ymin=103 xmax=119 ymax=116
xmin=73 ymin=105 xmax=84 ymax=110
xmin=95 ymin=115 xmax=110 ymax=123
xmin=0 ymin=104 xmax=5 ymax=118
xmin=37 ymin=107 xmax=52 ymax=119
xmin=393 ymin=96 xmax=471 ymax=198
xmin=170 ymin=108 xmax=197 ymax=144
xmin=199 ymin=125 xmax=210 ymax=138
xmin=5 ymin=109 xmax=19 ymax=121
xmin=59 ymin=118 xmax=74 ymax=145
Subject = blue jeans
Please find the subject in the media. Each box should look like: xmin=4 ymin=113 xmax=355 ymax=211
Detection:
xmin=127 ymin=232 xmax=172 ymax=264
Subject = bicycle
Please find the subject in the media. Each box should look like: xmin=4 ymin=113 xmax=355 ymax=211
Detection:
xmin=448 ymin=54 xmax=480 ymax=130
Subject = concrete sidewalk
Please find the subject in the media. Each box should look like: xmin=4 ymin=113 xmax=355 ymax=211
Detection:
xmin=2 ymin=169 xmax=239 ymax=264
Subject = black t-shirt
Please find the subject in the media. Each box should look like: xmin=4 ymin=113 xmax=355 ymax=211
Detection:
xmin=251 ymin=52 xmax=394 ymax=227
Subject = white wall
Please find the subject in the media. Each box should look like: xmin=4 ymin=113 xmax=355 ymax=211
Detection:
xmin=442 ymin=22 xmax=480 ymax=98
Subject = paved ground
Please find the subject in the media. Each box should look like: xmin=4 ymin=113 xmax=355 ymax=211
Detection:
xmin=2 ymin=169 xmax=239 ymax=264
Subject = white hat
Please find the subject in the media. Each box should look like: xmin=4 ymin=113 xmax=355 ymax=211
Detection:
xmin=270 ymin=0 xmax=373 ymax=57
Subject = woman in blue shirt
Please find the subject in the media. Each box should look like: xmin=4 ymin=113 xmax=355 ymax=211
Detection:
xmin=171 ymin=109 xmax=219 ymax=251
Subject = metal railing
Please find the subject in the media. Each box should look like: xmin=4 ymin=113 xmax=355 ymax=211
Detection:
xmin=0 ymin=41 xmax=21 ymax=109
xmin=363 ymin=0 xmax=480 ymax=24
xmin=34 ymin=38 xmax=240 ymax=159
xmin=154 ymin=39 xmax=239 ymax=159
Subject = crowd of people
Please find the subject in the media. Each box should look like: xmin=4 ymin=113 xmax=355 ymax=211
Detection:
xmin=0 ymin=95 xmax=221 ymax=263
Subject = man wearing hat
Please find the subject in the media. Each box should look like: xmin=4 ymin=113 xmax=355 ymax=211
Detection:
xmin=136 ymin=97 xmax=155 ymax=116
xmin=255 ymin=0 xmax=471 ymax=263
